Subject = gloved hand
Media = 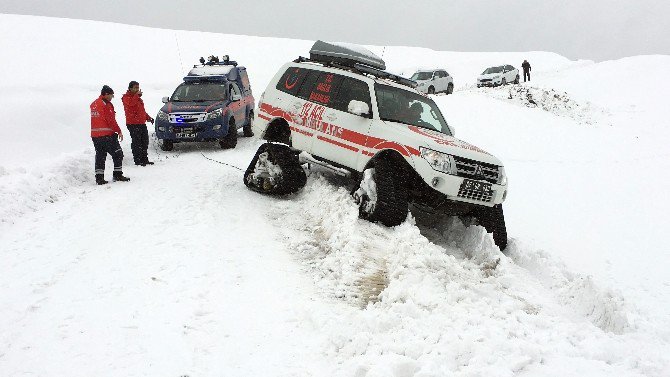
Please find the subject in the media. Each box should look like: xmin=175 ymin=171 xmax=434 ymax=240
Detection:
xmin=117 ymin=133 xmax=124 ymax=142
xmin=149 ymin=117 xmax=155 ymax=125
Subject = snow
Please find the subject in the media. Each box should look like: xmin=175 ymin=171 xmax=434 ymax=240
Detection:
xmin=188 ymin=64 xmax=236 ymax=77
xmin=1 ymin=13 xmax=670 ymax=377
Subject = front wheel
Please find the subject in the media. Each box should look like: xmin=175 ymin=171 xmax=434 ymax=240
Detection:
xmin=352 ymin=159 xmax=408 ymax=226
xmin=474 ymin=204 xmax=508 ymax=251
xmin=446 ymin=83 xmax=454 ymax=94
xmin=427 ymin=86 xmax=435 ymax=94
xmin=514 ymin=75 xmax=520 ymax=84
xmin=159 ymin=139 xmax=173 ymax=151
xmin=501 ymin=78 xmax=507 ymax=86
xmin=219 ymin=119 xmax=238 ymax=149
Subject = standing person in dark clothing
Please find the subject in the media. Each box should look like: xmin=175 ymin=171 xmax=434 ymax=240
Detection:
xmin=90 ymin=85 xmax=130 ymax=185
xmin=522 ymin=59 xmax=531 ymax=82
xmin=122 ymin=81 xmax=155 ymax=166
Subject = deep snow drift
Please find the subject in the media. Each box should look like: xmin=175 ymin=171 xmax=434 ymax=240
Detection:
xmin=1 ymin=14 xmax=669 ymax=377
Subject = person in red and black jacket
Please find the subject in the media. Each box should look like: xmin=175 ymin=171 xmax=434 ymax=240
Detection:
xmin=90 ymin=85 xmax=130 ymax=185
xmin=122 ymin=81 xmax=155 ymax=166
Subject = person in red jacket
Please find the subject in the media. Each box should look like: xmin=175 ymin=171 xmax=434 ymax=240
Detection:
xmin=122 ymin=81 xmax=155 ymax=166
xmin=90 ymin=85 xmax=130 ymax=185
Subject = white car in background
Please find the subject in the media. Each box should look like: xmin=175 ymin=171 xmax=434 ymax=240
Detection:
xmin=411 ymin=69 xmax=454 ymax=94
xmin=477 ymin=65 xmax=519 ymax=87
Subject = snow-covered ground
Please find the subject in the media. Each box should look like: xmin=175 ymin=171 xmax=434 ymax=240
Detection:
xmin=1 ymin=13 xmax=669 ymax=377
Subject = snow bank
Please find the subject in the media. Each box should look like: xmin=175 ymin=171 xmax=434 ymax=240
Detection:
xmin=0 ymin=150 xmax=91 ymax=225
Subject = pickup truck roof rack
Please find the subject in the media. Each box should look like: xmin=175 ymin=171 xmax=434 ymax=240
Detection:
xmin=293 ymin=56 xmax=417 ymax=89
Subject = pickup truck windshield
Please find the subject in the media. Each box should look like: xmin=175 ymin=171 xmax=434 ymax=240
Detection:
xmin=374 ymin=84 xmax=451 ymax=135
xmin=172 ymin=82 xmax=228 ymax=102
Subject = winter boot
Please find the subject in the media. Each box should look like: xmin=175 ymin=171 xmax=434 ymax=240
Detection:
xmin=95 ymin=174 xmax=108 ymax=185
xmin=144 ymin=160 xmax=155 ymax=165
xmin=113 ymin=171 xmax=130 ymax=182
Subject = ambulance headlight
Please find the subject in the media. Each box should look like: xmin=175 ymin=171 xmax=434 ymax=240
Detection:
xmin=420 ymin=147 xmax=457 ymax=175
xmin=207 ymin=108 xmax=223 ymax=120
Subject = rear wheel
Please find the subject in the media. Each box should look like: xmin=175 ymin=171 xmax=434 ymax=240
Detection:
xmin=244 ymin=143 xmax=306 ymax=195
xmin=474 ymin=204 xmax=508 ymax=251
xmin=219 ymin=119 xmax=238 ymax=149
xmin=243 ymin=111 xmax=254 ymax=137
xmin=264 ymin=119 xmax=291 ymax=145
xmin=352 ymin=158 xmax=408 ymax=226
xmin=159 ymin=139 xmax=173 ymax=151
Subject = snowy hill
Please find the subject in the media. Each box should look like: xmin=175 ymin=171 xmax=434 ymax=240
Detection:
xmin=1 ymin=13 xmax=669 ymax=377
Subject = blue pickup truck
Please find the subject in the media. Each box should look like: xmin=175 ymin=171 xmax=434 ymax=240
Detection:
xmin=155 ymin=57 xmax=255 ymax=150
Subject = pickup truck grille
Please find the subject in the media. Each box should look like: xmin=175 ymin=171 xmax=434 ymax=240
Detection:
xmin=453 ymin=156 xmax=499 ymax=184
xmin=169 ymin=112 xmax=207 ymax=124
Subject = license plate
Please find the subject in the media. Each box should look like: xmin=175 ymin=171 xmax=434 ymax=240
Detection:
xmin=175 ymin=132 xmax=195 ymax=138
xmin=460 ymin=179 xmax=492 ymax=194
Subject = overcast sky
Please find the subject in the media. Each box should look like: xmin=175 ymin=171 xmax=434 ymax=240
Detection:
xmin=1 ymin=0 xmax=668 ymax=62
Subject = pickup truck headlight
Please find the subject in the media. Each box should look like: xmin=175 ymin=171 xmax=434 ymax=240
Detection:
xmin=207 ymin=108 xmax=223 ymax=120
xmin=497 ymin=166 xmax=507 ymax=185
xmin=420 ymin=147 xmax=457 ymax=175
xmin=157 ymin=110 xmax=168 ymax=121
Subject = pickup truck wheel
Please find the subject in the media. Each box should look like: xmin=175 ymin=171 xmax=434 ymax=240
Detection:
xmin=243 ymin=143 xmax=306 ymax=195
xmin=159 ymin=139 xmax=173 ymax=151
xmin=352 ymin=159 xmax=408 ymax=226
xmin=427 ymin=86 xmax=435 ymax=94
xmin=219 ymin=119 xmax=238 ymax=149
xmin=243 ymin=111 xmax=254 ymax=137
xmin=474 ymin=204 xmax=508 ymax=251
xmin=447 ymin=83 xmax=454 ymax=94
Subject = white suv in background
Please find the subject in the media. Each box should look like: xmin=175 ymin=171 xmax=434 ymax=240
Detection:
xmin=246 ymin=41 xmax=509 ymax=250
xmin=477 ymin=65 xmax=519 ymax=87
xmin=411 ymin=69 xmax=454 ymax=94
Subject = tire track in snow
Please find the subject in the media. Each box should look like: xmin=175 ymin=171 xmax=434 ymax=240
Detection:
xmin=267 ymin=173 xmax=669 ymax=376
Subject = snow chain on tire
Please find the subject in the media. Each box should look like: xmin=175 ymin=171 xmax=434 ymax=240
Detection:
xmin=243 ymin=143 xmax=307 ymax=195
xmin=353 ymin=158 xmax=409 ymax=227
xmin=475 ymin=204 xmax=508 ymax=251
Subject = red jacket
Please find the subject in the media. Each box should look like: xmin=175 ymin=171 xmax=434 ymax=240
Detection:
xmin=121 ymin=91 xmax=151 ymax=125
xmin=90 ymin=96 xmax=122 ymax=138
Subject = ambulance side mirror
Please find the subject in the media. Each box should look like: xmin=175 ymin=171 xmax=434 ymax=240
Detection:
xmin=348 ymin=100 xmax=370 ymax=117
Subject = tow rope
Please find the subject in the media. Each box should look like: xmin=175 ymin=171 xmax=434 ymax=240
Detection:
xmin=200 ymin=153 xmax=244 ymax=172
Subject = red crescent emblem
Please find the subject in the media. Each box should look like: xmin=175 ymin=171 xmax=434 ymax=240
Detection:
xmin=285 ymin=69 xmax=300 ymax=90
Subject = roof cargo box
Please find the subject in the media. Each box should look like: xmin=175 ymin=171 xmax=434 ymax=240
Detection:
xmin=309 ymin=40 xmax=386 ymax=70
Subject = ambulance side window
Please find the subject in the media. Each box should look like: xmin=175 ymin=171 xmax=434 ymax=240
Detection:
xmin=296 ymin=71 xmax=320 ymax=99
xmin=276 ymin=67 xmax=309 ymax=96
xmin=332 ymin=78 xmax=372 ymax=117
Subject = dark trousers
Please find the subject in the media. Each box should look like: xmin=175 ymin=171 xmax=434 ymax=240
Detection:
xmin=524 ymin=70 xmax=530 ymax=82
xmin=127 ymin=124 xmax=149 ymax=164
xmin=92 ymin=134 xmax=123 ymax=175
